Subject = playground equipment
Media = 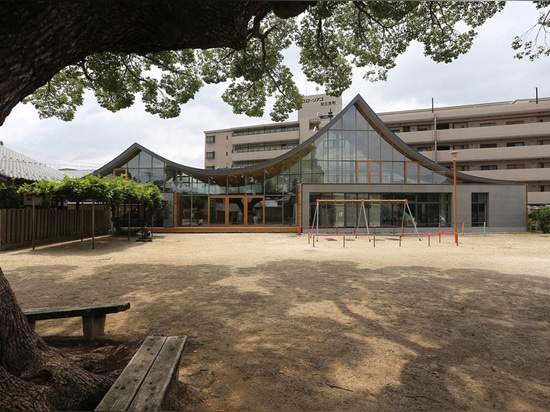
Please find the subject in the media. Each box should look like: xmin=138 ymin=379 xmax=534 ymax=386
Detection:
xmin=308 ymin=198 xmax=420 ymax=247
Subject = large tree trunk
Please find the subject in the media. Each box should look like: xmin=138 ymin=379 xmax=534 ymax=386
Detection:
xmin=0 ymin=1 xmax=314 ymax=126
xmin=0 ymin=1 xmax=255 ymax=125
xmin=0 ymin=267 xmax=112 ymax=411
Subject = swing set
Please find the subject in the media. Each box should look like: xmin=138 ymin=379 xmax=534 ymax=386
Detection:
xmin=308 ymin=198 xmax=422 ymax=247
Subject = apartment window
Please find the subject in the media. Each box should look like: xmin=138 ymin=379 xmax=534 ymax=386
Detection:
xmin=403 ymin=126 xmax=410 ymax=132
xmin=480 ymin=165 xmax=497 ymax=170
xmin=480 ymin=122 xmax=497 ymax=127
xmin=417 ymin=147 xmax=430 ymax=152
xmin=417 ymin=127 xmax=429 ymax=131
xmin=205 ymin=166 xmax=215 ymax=170
xmin=506 ymin=142 xmax=524 ymax=147
xmin=458 ymin=165 xmax=470 ymax=172
xmin=206 ymin=151 xmax=215 ymax=159
xmin=507 ymin=164 xmax=525 ymax=169
xmin=436 ymin=123 xmax=450 ymax=130
xmin=480 ymin=143 xmax=497 ymax=148
xmin=206 ymin=135 xmax=215 ymax=143
xmin=437 ymin=145 xmax=450 ymax=151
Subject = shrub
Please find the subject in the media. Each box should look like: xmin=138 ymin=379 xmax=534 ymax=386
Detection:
xmin=528 ymin=206 xmax=550 ymax=233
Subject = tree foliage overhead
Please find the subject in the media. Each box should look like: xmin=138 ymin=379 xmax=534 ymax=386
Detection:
xmin=3 ymin=1 xmax=549 ymax=126
xmin=9 ymin=0 xmax=535 ymax=125
xmin=512 ymin=1 xmax=550 ymax=60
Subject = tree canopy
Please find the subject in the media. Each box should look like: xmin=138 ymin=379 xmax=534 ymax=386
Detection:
xmin=1 ymin=1 xmax=548 ymax=127
xmin=19 ymin=174 xmax=164 ymax=212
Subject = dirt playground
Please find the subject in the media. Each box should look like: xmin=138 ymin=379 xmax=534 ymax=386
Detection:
xmin=2 ymin=232 xmax=550 ymax=411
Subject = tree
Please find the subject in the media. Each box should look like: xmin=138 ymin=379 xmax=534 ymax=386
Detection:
xmin=0 ymin=181 xmax=22 ymax=209
xmin=1 ymin=1 xmax=549 ymax=409
xmin=512 ymin=1 xmax=550 ymax=60
xmin=0 ymin=268 xmax=113 ymax=410
xmin=19 ymin=174 xmax=164 ymax=228
xmin=7 ymin=175 xmax=164 ymax=409
xmin=528 ymin=206 xmax=550 ymax=233
xmin=9 ymin=1 xmax=550 ymax=127
xmin=0 ymin=1 xmax=312 ymax=126
xmin=15 ymin=1 xmax=550 ymax=124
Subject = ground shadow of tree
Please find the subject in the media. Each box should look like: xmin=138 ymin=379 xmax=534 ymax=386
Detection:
xmin=6 ymin=257 xmax=550 ymax=411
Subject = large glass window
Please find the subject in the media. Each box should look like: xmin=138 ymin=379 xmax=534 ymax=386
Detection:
xmin=370 ymin=162 xmax=381 ymax=183
xmin=342 ymin=109 xmax=356 ymax=130
xmin=368 ymin=131 xmax=381 ymax=159
xmin=209 ymin=197 xmax=226 ymax=225
xmin=356 ymin=161 xmax=368 ymax=183
xmin=380 ymin=138 xmax=394 ymax=161
xmin=309 ymin=193 xmax=450 ymax=228
xmin=406 ymin=162 xmax=419 ymax=183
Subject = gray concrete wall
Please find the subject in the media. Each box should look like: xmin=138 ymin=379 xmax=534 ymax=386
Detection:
xmin=300 ymin=183 xmax=527 ymax=233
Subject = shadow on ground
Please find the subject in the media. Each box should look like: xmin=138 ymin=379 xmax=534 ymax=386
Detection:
xmin=8 ymin=256 xmax=550 ymax=411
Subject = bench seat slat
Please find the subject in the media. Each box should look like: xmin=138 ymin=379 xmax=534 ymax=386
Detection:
xmin=128 ymin=336 xmax=188 ymax=411
xmin=24 ymin=302 xmax=131 ymax=321
xmin=95 ymin=336 xmax=166 ymax=411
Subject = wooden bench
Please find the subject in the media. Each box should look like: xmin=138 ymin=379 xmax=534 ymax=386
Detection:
xmin=23 ymin=302 xmax=130 ymax=341
xmin=95 ymin=335 xmax=188 ymax=411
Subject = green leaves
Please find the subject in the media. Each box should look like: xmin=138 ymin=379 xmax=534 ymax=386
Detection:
xmin=24 ymin=2 xmax=538 ymax=123
xmin=528 ymin=206 xmax=550 ymax=233
xmin=411 ymin=2 xmax=505 ymax=64
xmin=23 ymin=66 xmax=85 ymax=121
xmin=297 ymin=2 xmax=353 ymax=93
xmin=512 ymin=1 xmax=550 ymax=60
xmin=18 ymin=174 xmax=163 ymax=211
xmin=25 ymin=50 xmax=203 ymax=120
xmin=200 ymin=13 xmax=302 ymax=121
xmin=141 ymin=50 xmax=203 ymax=118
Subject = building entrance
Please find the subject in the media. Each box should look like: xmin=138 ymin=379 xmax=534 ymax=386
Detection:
xmin=208 ymin=196 xmax=265 ymax=226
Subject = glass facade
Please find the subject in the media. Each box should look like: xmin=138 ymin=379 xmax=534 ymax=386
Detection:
xmin=308 ymin=193 xmax=450 ymax=228
xmin=103 ymin=104 xmax=459 ymax=229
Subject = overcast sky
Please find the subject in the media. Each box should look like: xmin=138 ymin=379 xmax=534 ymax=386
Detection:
xmin=1 ymin=1 xmax=549 ymax=171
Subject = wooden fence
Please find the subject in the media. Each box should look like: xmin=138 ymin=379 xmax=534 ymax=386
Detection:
xmin=0 ymin=208 xmax=112 ymax=251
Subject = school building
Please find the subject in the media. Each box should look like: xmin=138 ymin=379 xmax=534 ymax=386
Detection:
xmin=205 ymin=94 xmax=550 ymax=207
xmin=94 ymin=94 xmax=527 ymax=233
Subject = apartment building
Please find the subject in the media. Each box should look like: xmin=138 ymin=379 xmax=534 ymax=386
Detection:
xmin=204 ymin=93 xmax=342 ymax=169
xmin=205 ymin=95 xmax=550 ymax=206
xmin=379 ymin=97 xmax=550 ymax=206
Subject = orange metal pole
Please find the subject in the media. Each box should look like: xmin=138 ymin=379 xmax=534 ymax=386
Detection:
xmin=453 ymin=156 xmax=458 ymax=246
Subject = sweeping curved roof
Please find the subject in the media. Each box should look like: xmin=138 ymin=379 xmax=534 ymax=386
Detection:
xmin=95 ymin=94 xmax=513 ymax=186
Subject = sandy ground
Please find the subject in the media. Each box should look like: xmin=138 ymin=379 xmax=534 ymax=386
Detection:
xmin=2 ymin=232 xmax=550 ymax=411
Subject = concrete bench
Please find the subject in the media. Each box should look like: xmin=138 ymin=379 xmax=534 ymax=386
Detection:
xmin=23 ymin=302 xmax=130 ymax=341
xmin=95 ymin=335 xmax=188 ymax=411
